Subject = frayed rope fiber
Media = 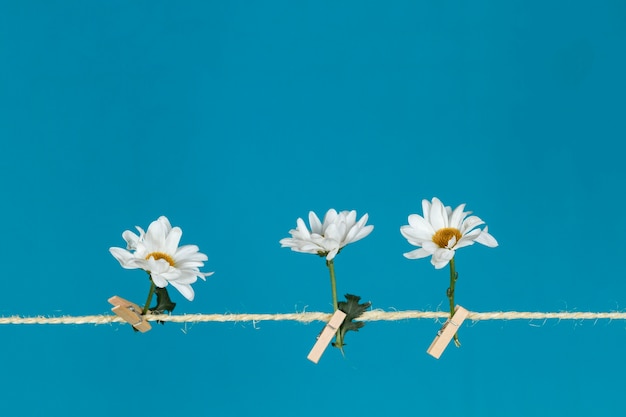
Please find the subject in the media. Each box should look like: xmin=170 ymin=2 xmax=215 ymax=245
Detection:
xmin=1 ymin=310 xmax=626 ymax=326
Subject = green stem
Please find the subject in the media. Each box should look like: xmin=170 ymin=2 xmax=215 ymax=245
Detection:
xmin=142 ymin=280 xmax=156 ymax=315
xmin=328 ymin=260 xmax=339 ymax=311
xmin=327 ymin=259 xmax=344 ymax=350
xmin=448 ymin=257 xmax=461 ymax=347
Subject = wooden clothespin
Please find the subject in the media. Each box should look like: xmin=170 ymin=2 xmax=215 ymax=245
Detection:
xmin=108 ymin=295 xmax=152 ymax=333
xmin=427 ymin=305 xmax=469 ymax=359
xmin=307 ymin=310 xmax=347 ymax=364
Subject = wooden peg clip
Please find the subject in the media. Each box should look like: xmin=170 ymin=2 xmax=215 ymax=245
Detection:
xmin=108 ymin=295 xmax=152 ymax=333
xmin=307 ymin=310 xmax=347 ymax=364
xmin=427 ymin=305 xmax=469 ymax=359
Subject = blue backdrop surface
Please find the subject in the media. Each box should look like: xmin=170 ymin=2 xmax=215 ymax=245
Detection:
xmin=1 ymin=1 xmax=625 ymax=416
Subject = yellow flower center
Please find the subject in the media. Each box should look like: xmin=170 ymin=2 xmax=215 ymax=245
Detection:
xmin=146 ymin=252 xmax=175 ymax=266
xmin=432 ymin=227 xmax=462 ymax=248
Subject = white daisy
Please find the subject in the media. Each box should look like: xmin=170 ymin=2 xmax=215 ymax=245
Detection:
xmin=280 ymin=209 xmax=374 ymax=261
xmin=110 ymin=216 xmax=213 ymax=301
xmin=400 ymin=197 xmax=498 ymax=269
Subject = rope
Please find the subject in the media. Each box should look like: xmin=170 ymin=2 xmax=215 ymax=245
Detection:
xmin=1 ymin=310 xmax=626 ymax=326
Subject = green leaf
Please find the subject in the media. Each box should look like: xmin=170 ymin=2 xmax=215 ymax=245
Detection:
xmin=334 ymin=293 xmax=371 ymax=345
xmin=150 ymin=287 xmax=176 ymax=317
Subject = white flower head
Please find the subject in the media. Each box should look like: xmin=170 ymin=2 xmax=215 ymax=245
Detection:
xmin=400 ymin=197 xmax=498 ymax=269
xmin=109 ymin=216 xmax=213 ymax=301
xmin=280 ymin=209 xmax=374 ymax=261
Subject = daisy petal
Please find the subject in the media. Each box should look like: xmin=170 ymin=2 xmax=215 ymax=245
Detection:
xmin=169 ymin=281 xmax=195 ymax=301
xmin=309 ymin=211 xmax=323 ymax=234
xmin=400 ymin=225 xmax=431 ymax=244
xmin=164 ymin=226 xmax=183 ymax=255
xmin=326 ymin=247 xmax=339 ymax=261
xmin=109 ymin=247 xmax=138 ymax=269
xmin=296 ymin=218 xmax=311 ymax=240
xmin=449 ymin=204 xmax=467 ymax=229
xmin=429 ymin=198 xmax=447 ymax=230
xmin=351 ymin=224 xmax=374 ymax=242
xmin=150 ymin=273 xmax=169 ymax=288
xmin=122 ymin=230 xmax=141 ymax=250
xmin=408 ymin=214 xmax=435 ymax=235
xmin=403 ymin=248 xmax=431 ymax=259
xmin=475 ymin=226 xmax=499 ymax=247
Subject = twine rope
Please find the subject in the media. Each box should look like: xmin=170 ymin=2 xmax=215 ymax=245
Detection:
xmin=1 ymin=310 xmax=626 ymax=326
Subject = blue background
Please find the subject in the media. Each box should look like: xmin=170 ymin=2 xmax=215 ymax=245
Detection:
xmin=1 ymin=1 xmax=625 ymax=416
